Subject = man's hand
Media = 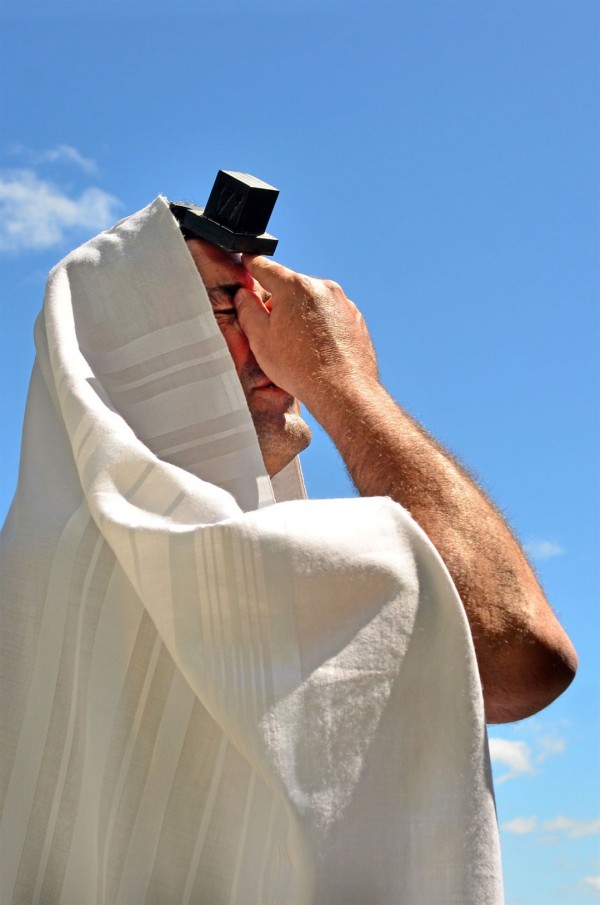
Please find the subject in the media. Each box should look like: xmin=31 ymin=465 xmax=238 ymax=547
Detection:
xmin=235 ymin=255 xmax=378 ymax=413
xmin=235 ymin=255 xmax=577 ymax=724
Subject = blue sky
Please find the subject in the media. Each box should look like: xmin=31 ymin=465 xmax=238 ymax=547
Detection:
xmin=1 ymin=1 xmax=598 ymax=901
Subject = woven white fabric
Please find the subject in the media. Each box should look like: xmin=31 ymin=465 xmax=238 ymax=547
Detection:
xmin=0 ymin=197 xmax=503 ymax=904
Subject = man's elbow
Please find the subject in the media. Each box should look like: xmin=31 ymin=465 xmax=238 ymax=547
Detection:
xmin=482 ymin=630 xmax=578 ymax=725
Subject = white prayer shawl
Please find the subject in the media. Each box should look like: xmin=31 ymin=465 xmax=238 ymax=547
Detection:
xmin=0 ymin=197 xmax=503 ymax=904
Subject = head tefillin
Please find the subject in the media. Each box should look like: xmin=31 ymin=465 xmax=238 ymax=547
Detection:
xmin=170 ymin=170 xmax=279 ymax=255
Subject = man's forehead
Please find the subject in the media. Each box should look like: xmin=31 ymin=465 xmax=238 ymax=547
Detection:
xmin=186 ymin=237 xmax=242 ymax=268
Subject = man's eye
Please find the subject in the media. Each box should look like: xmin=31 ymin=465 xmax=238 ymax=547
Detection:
xmin=207 ymin=284 xmax=242 ymax=316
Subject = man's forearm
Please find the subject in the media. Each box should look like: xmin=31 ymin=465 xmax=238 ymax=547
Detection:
xmin=309 ymin=376 xmax=578 ymax=723
xmin=234 ymin=256 xmax=578 ymax=723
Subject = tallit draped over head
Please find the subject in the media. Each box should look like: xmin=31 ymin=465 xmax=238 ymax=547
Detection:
xmin=1 ymin=197 xmax=503 ymax=904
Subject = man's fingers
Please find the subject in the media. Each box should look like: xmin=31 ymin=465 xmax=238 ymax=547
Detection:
xmin=233 ymin=287 xmax=270 ymax=342
xmin=241 ymin=254 xmax=297 ymax=293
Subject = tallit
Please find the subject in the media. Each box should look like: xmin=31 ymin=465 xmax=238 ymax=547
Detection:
xmin=0 ymin=197 xmax=503 ymax=904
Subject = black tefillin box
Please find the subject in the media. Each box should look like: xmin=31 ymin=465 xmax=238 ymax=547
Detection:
xmin=170 ymin=171 xmax=279 ymax=255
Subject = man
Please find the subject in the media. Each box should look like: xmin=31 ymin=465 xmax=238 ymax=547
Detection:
xmin=186 ymin=236 xmax=577 ymax=725
xmin=0 ymin=196 xmax=576 ymax=904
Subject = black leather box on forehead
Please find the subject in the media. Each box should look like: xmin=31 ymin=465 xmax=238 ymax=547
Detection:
xmin=170 ymin=170 xmax=279 ymax=255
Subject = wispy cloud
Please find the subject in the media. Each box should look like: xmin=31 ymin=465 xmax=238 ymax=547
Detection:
xmin=524 ymin=539 xmax=566 ymax=561
xmin=537 ymin=734 xmax=567 ymax=762
xmin=11 ymin=143 xmax=98 ymax=175
xmin=501 ymin=814 xmax=600 ymax=847
xmin=544 ymin=817 xmax=600 ymax=839
xmin=502 ymin=815 xmax=537 ymax=835
xmin=581 ymin=874 xmax=600 ymax=897
xmin=489 ymin=725 xmax=568 ymax=784
xmin=0 ymin=169 xmax=121 ymax=253
xmin=489 ymin=738 xmax=534 ymax=784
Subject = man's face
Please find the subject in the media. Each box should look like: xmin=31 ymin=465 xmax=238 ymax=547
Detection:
xmin=186 ymin=238 xmax=311 ymax=478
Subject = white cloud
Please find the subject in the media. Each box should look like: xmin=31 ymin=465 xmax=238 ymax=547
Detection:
xmin=524 ymin=539 xmax=566 ymax=561
xmin=11 ymin=143 xmax=98 ymax=175
xmin=489 ymin=738 xmax=534 ymax=783
xmin=543 ymin=817 xmax=600 ymax=839
xmin=581 ymin=874 xmax=600 ymax=897
xmin=488 ymin=725 xmax=567 ymax=786
xmin=537 ymin=734 xmax=567 ymax=762
xmin=37 ymin=144 xmax=98 ymax=175
xmin=0 ymin=169 xmax=121 ymax=252
xmin=501 ymin=811 xmax=600 ymax=846
xmin=502 ymin=815 xmax=537 ymax=835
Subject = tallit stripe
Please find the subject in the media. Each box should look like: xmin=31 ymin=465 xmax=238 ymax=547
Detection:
xmin=186 ymin=447 xmax=268 ymax=484
xmin=0 ymin=505 xmax=92 ymax=905
xmin=193 ymin=531 xmax=221 ymax=704
xmin=109 ymin=355 xmax=233 ymax=405
xmin=72 ymin=420 xmax=95 ymax=462
xmin=105 ymin=368 xmax=257 ymax=482
xmin=260 ymin=797 xmax=297 ymax=904
xmin=97 ymin=331 xmax=224 ymax=384
xmin=253 ymin=522 xmax=303 ymax=702
xmin=147 ymin=409 xmax=252 ymax=454
xmin=96 ymin=620 xmax=163 ymax=904
xmin=200 ymin=528 xmax=235 ymax=711
xmin=129 ymin=525 xmax=146 ymax=595
xmin=169 ymin=530 xmax=204 ymax=678
xmin=10 ymin=518 xmax=100 ymax=904
xmin=225 ymin=527 xmax=274 ymax=711
xmin=84 ymin=308 xmax=219 ymax=368
xmin=230 ymin=528 xmax=269 ymax=718
xmin=232 ymin=526 xmax=276 ymax=720
xmin=103 ymin=347 xmax=229 ymax=394
xmin=210 ymin=528 xmax=255 ymax=724
xmin=58 ymin=564 xmax=145 ymax=901
xmin=103 ymin=645 xmax=175 ymax=905
xmin=181 ymin=734 xmax=228 ymax=905
xmin=163 ymin=490 xmax=186 ymax=517
xmin=143 ymin=700 xmax=226 ymax=903
xmin=0 ymin=463 xmax=75 ymax=819
xmin=125 ymin=463 xmax=156 ymax=502
xmin=188 ymin=743 xmax=257 ymax=904
xmin=31 ymin=541 xmax=115 ymax=904
xmin=160 ymin=425 xmax=257 ymax=469
xmin=124 ymin=463 xmax=186 ymax=526
xmin=211 ymin=523 xmax=276 ymax=714
xmin=252 ymin=780 xmax=296 ymax=905
xmin=222 ymin=368 xmax=250 ymax=413
xmin=115 ymin=673 xmax=196 ymax=905
xmin=170 ymin=528 xmax=279 ymax=903
xmin=242 ymin=772 xmax=295 ymax=904
xmin=229 ymin=770 xmax=257 ymax=905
